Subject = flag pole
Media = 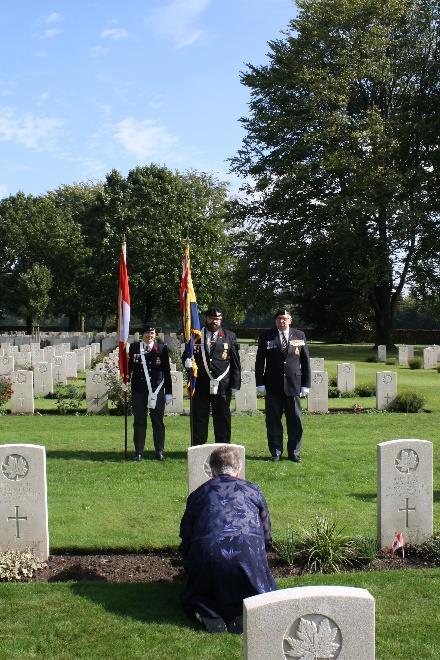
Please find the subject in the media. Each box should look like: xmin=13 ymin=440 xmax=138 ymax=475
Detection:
xmin=124 ymin=388 xmax=128 ymax=460
xmin=118 ymin=234 xmax=131 ymax=460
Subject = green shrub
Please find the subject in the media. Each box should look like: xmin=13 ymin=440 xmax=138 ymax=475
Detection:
xmin=293 ymin=516 xmax=355 ymax=574
xmin=103 ymin=363 xmax=132 ymax=415
xmin=91 ymin=352 xmax=106 ymax=370
xmin=437 ymin=365 xmax=440 ymax=374
xmin=273 ymin=527 xmax=298 ymax=566
xmin=0 ymin=550 xmax=46 ymax=581
xmin=328 ymin=386 xmax=340 ymax=398
xmin=408 ymin=357 xmax=422 ymax=369
xmin=54 ymin=384 xmax=83 ymax=415
xmin=387 ymin=391 xmax=426 ymax=413
xmin=351 ymin=536 xmax=378 ymax=566
xmin=418 ymin=534 xmax=440 ymax=565
xmin=328 ymin=376 xmax=337 ymax=387
xmin=354 ymin=381 xmax=376 ymax=397
xmin=365 ymin=355 xmax=378 ymax=363
xmin=0 ymin=377 xmax=13 ymax=412
xmin=340 ymin=390 xmax=354 ymax=398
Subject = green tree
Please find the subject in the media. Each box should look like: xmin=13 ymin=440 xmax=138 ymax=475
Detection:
xmin=17 ymin=264 xmax=53 ymax=327
xmin=231 ymin=0 xmax=440 ymax=346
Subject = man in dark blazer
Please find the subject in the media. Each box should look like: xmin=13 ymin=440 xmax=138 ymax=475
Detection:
xmin=255 ymin=309 xmax=311 ymax=462
xmin=184 ymin=306 xmax=241 ymax=445
xmin=128 ymin=326 xmax=173 ymax=461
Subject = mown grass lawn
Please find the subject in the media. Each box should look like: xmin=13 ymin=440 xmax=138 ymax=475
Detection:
xmin=1 ymin=343 xmax=439 ymax=658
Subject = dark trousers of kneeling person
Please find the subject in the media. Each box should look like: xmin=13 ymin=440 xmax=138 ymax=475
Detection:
xmin=132 ymin=388 xmax=165 ymax=456
xmin=192 ymin=390 xmax=232 ymax=445
xmin=265 ymin=393 xmax=303 ymax=458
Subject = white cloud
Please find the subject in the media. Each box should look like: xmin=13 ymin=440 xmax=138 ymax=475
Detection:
xmin=114 ymin=117 xmax=177 ymax=160
xmin=46 ymin=12 xmax=62 ymax=24
xmin=38 ymin=12 xmax=63 ymax=39
xmin=43 ymin=28 xmax=62 ymax=38
xmin=0 ymin=108 xmax=64 ymax=150
xmin=91 ymin=45 xmax=109 ymax=57
xmin=148 ymin=0 xmax=211 ymax=48
xmin=101 ymin=28 xmax=129 ymax=40
xmin=0 ymin=184 xmax=8 ymax=199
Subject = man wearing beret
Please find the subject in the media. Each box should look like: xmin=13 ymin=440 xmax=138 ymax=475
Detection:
xmin=255 ymin=310 xmax=311 ymax=462
xmin=128 ymin=326 xmax=173 ymax=461
xmin=184 ymin=306 xmax=241 ymax=445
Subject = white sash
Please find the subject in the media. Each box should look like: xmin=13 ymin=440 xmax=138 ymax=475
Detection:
xmin=201 ymin=328 xmax=230 ymax=395
xmin=140 ymin=343 xmax=164 ymax=409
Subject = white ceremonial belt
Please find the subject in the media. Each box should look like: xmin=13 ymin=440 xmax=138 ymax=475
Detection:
xmin=140 ymin=348 xmax=164 ymax=409
xmin=201 ymin=328 xmax=230 ymax=395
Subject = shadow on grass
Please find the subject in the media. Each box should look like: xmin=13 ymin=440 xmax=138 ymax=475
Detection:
xmin=351 ymin=490 xmax=440 ymax=502
xmin=46 ymin=450 xmax=188 ymax=462
xmin=70 ymin=581 xmax=194 ymax=627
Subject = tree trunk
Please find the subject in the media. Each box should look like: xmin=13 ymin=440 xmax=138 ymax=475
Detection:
xmin=100 ymin=314 xmax=108 ymax=332
xmin=369 ymin=285 xmax=395 ymax=349
xmin=26 ymin=316 xmax=33 ymax=335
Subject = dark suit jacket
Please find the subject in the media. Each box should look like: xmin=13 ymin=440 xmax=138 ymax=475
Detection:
xmin=255 ymin=327 xmax=311 ymax=396
xmin=184 ymin=328 xmax=241 ymax=395
xmin=128 ymin=341 xmax=172 ymax=395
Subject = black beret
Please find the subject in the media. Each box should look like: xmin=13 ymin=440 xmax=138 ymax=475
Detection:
xmin=142 ymin=325 xmax=156 ymax=332
xmin=205 ymin=306 xmax=222 ymax=318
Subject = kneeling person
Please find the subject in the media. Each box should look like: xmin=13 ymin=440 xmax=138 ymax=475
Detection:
xmin=179 ymin=446 xmax=277 ymax=632
xmin=128 ymin=326 xmax=173 ymax=460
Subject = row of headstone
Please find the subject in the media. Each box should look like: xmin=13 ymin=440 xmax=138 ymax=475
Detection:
xmin=308 ymin=370 xmax=397 ymax=412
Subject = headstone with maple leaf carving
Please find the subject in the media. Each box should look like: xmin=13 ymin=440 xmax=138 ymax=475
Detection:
xmin=376 ymin=371 xmax=397 ymax=410
xmin=187 ymin=443 xmax=245 ymax=494
xmin=377 ymin=439 xmax=433 ymax=547
xmin=0 ymin=444 xmax=49 ymax=560
xmin=243 ymin=585 xmax=375 ymax=659
xmin=10 ymin=370 xmax=34 ymax=414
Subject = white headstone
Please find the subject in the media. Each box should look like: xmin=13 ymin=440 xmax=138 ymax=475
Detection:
xmin=43 ymin=346 xmax=55 ymax=362
xmin=308 ymin=371 xmax=328 ymax=413
xmin=337 ymin=363 xmax=355 ymax=392
xmin=241 ymin=352 xmax=256 ymax=373
xmin=86 ymin=371 xmax=108 ymax=414
xmin=75 ymin=348 xmax=86 ymax=372
xmin=31 ymin=348 xmax=45 ymax=366
xmin=376 ymin=371 xmax=397 ymax=410
xmin=84 ymin=346 xmax=92 ymax=370
xmin=243 ymin=586 xmax=375 ymax=660
xmin=377 ymin=439 xmax=433 ymax=547
xmin=0 ymin=355 xmax=14 ymax=377
xmin=52 ymin=355 xmax=67 ymax=385
xmin=398 ymin=346 xmax=409 ymax=366
xmin=15 ymin=351 xmax=32 ymax=369
xmin=11 ymin=370 xmax=34 ymax=414
xmin=34 ymin=362 xmax=54 ymax=397
xmin=65 ymin=352 xmax=78 ymax=379
xmin=235 ymin=370 xmax=257 ymax=412
xmin=423 ymin=347 xmax=436 ymax=369
xmin=0 ymin=443 xmax=49 ymax=560
xmin=187 ymin=443 xmax=245 ymax=494
xmin=377 ymin=345 xmax=386 ymax=362
xmin=407 ymin=345 xmax=414 ymax=359
xmin=166 ymin=371 xmax=183 ymax=414
xmin=309 ymin=357 xmax=324 ymax=372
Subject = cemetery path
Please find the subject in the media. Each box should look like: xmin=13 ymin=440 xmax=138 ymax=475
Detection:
xmin=32 ymin=549 xmax=427 ymax=583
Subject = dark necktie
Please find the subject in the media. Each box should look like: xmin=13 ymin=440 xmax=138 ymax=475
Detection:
xmin=210 ymin=332 xmax=216 ymax=355
xmin=282 ymin=333 xmax=288 ymax=355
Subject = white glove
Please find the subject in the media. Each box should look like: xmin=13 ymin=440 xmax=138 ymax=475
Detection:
xmin=257 ymin=385 xmax=266 ymax=395
xmin=300 ymin=387 xmax=309 ymax=398
xmin=165 ymin=394 xmax=173 ymax=405
xmin=231 ymin=388 xmax=238 ymax=396
xmin=184 ymin=357 xmax=193 ymax=369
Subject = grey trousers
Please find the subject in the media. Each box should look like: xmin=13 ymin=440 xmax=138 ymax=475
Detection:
xmin=131 ymin=388 xmax=165 ymax=455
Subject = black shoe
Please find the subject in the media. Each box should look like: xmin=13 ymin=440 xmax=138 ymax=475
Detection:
xmin=133 ymin=454 xmax=142 ymax=462
xmin=289 ymin=455 xmax=301 ymax=463
xmin=270 ymin=451 xmax=281 ymax=462
xmin=227 ymin=616 xmax=243 ymax=634
xmin=195 ymin=611 xmax=227 ymax=633
xmin=155 ymin=451 xmax=164 ymax=461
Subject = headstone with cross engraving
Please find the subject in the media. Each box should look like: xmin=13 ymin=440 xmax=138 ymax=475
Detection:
xmin=309 ymin=357 xmax=324 ymax=372
xmin=377 ymin=345 xmax=386 ymax=362
xmin=43 ymin=345 xmax=55 ymax=363
xmin=86 ymin=370 xmax=108 ymax=414
xmin=240 ymin=351 xmax=256 ymax=373
xmin=65 ymin=352 xmax=78 ymax=379
xmin=308 ymin=371 xmax=328 ymax=413
xmin=34 ymin=362 xmax=54 ymax=397
xmin=31 ymin=347 xmax=45 ymax=366
xmin=187 ymin=443 xmax=245 ymax=494
xmin=243 ymin=586 xmax=375 ymax=660
xmin=52 ymin=355 xmax=67 ymax=385
xmin=398 ymin=346 xmax=409 ymax=366
xmin=337 ymin=363 xmax=355 ymax=393
xmin=165 ymin=371 xmax=183 ymax=414
xmin=376 ymin=371 xmax=397 ymax=410
xmin=15 ymin=350 xmax=32 ymax=369
xmin=10 ymin=370 xmax=34 ymax=414
xmin=235 ymin=370 xmax=257 ymax=412
xmin=0 ymin=355 xmax=14 ymax=377
xmin=0 ymin=443 xmax=49 ymax=559
xmin=377 ymin=439 xmax=433 ymax=547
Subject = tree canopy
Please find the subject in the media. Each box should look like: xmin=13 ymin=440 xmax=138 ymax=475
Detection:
xmin=231 ymin=0 xmax=440 ymax=345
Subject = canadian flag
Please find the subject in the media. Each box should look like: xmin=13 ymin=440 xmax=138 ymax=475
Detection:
xmin=118 ymin=241 xmax=130 ymax=385
xmin=391 ymin=532 xmax=404 ymax=558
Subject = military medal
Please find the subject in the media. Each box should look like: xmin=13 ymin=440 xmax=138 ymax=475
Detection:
xmin=156 ymin=357 xmax=161 ymax=365
xmin=295 ymin=347 xmax=300 ymax=355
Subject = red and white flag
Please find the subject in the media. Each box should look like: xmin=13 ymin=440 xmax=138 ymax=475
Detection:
xmin=118 ymin=241 xmax=130 ymax=385
xmin=391 ymin=532 xmax=404 ymax=558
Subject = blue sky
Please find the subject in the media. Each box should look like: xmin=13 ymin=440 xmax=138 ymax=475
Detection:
xmin=0 ymin=0 xmax=296 ymax=198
